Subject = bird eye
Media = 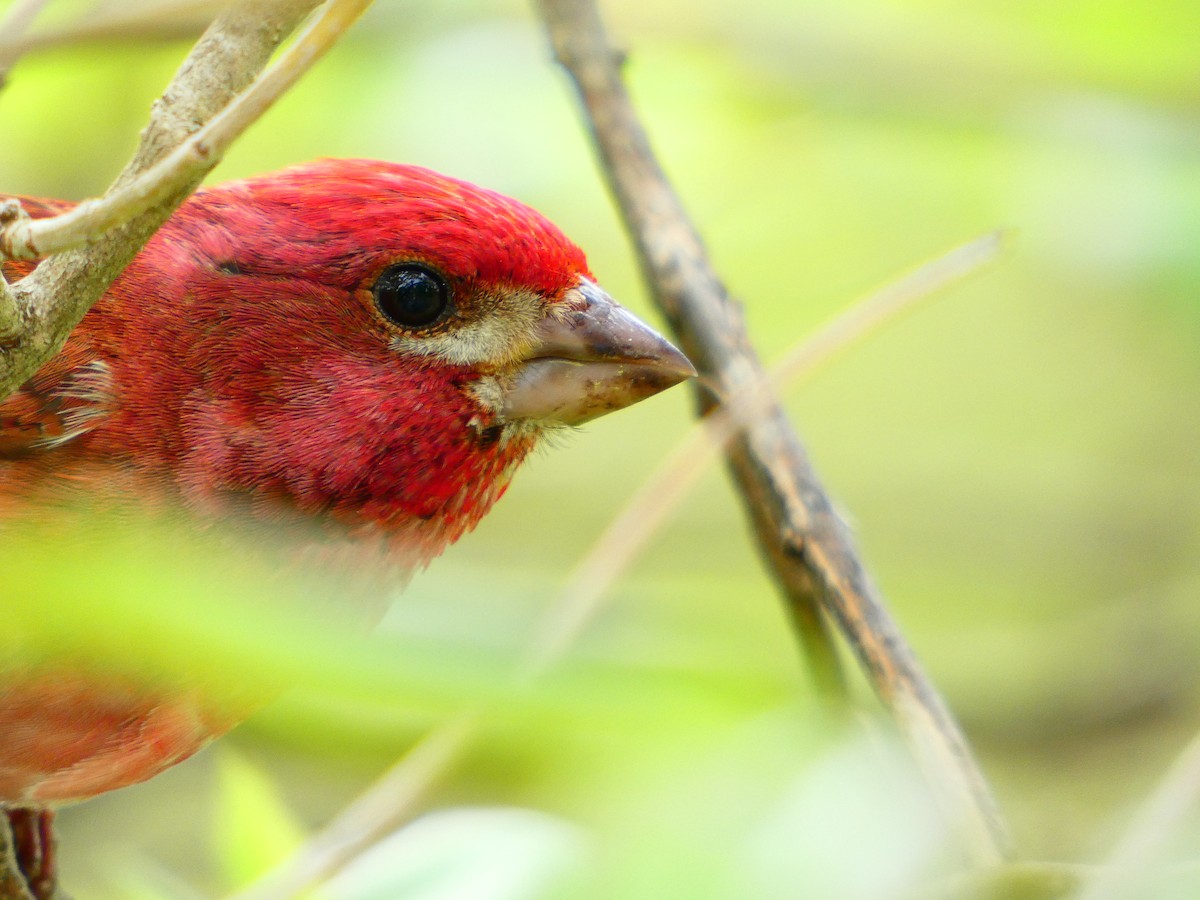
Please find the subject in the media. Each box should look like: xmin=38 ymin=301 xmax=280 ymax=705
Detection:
xmin=372 ymin=264 xmax=451 ymax=329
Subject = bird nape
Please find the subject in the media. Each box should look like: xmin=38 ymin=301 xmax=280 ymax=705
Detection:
xmin=0 ymin=158 xmax=695 ymax=899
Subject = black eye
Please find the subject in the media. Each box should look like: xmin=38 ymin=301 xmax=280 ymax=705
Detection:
xmin=372 ymin=264 xmax=451 ymax=328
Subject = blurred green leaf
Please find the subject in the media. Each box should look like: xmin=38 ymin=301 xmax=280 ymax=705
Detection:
xmin=214 ymin=749 xmax=307 ymax=891
xmin=322 ymin=807 xmax=584 ymax=900
xmin=5 ymin=0 xmax=1200 ymax=895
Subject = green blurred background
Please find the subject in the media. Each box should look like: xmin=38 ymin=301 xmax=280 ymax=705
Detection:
xmin=3 ymin=0 xmax=1200 ymax=896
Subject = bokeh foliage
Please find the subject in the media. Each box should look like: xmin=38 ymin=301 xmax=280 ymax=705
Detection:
xmin=2 ymin=0 xmax=1199 ymax=896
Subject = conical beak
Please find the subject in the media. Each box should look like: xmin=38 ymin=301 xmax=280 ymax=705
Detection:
xmin=502 ymin=279 xmax=696 ymax=425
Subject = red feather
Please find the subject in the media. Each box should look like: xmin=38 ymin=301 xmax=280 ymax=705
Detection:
xmin=0 ymin=159 xmax=595 ymax=804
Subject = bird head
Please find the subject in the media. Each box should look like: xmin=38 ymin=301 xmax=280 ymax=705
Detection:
xmin=97 ymin=159 xmax=693 ymax=565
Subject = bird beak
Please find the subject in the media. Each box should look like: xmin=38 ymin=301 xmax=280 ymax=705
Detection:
xmin=502 ymin=279 xmax=696 ymax=425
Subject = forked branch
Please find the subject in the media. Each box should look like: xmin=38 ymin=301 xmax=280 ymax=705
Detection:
xmin=0 ymin=0 xmax=372 ymax=400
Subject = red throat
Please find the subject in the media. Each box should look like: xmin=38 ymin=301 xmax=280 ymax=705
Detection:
xmin=174 ymin=359 xmax=540 ymax=568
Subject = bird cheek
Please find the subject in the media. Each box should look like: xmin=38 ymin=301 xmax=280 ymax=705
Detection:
xmin=465 ymin=374 xmax=545 ymax=450
xmin=466 ymin=373 xmax=507 ymax=419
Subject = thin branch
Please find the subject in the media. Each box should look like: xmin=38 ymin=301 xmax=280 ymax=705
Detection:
xmin=226 ymin=713 xmax=479 ymax=900
xmin=229 ymin=232 xmax=1005 ymax=900
xmin=0 ymin=0 xmax=50 ymax=78
xmin=0 ymin=0 xmax=51 ymax=335
xmin=0 ymin=0 xmax=373 ymax=400
xmin=523 ymin=231 xmax=1005 ymax=679
xmin=0 ymin=203 xmax=21 ymax=340
xmin=536 ymin=0 xmax=1012 ymax=865
xmin=1074 ymin=729 xmax=1200 ymax=900
xmin=0 ymin=0 xmax=218 ymax=61
xmin=0 ymin=0 xmax=372 ymax=262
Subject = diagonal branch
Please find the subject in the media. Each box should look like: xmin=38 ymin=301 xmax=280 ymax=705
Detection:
xmin=0 ymin=0 xmax=51 ymax=81
xmin=524 ymin=232 xmax=1005 ymax=679
xmin=1075 ymin=729 xmax=1200 ymax=900
xmin=0 ymin=0 xmax=372 ymax=263
xmin=224 ymin=230 xmax=1004 ymax=900
xmin=0 ymin=0 xmax=223 ymax=64
xmin=0 ymin=0 xmax=371 ymax=400
xmin=535 ymin=0 xmax=1012 ymax=865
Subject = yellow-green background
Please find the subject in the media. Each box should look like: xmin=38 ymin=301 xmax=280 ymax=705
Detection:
xmin=2 ymin=0 xmax=1199 ymax=896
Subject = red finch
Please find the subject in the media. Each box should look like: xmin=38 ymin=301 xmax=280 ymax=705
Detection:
xmin=0 ymin=159 xmax=693 ymax=897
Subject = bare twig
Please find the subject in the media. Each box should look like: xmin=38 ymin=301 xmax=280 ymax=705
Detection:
xmin=0 ymin=0 xmax=318 ymax=367
xmin=0 ymin=0 xmax=50 ymax=78
xmin=229 ymin=231 xmax=1005 ymax=900
xmin=1074 ymin=729 xmax=1200 ymax=900
xmin=0 ymin=0 xmax=219 ymax=61
xmin=0 ymin=0 xmax=371 ymax=263
xmin=0 ymin=0 xmax=375 ymax=400
xmin=0 ymin=0 xmax=51 ymax=329
xmin=524 ymin=231 xmax=1005 ymax=678
xmin=536 ymin=0 xmax=1012 ymax=865
xmin=226 ymin=713 xmax=479 ymax=900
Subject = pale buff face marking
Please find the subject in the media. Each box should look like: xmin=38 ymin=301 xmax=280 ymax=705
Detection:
xmin=467 ymin=373 xmax=508 ymax=415
xmin=387 ymin=287 xmax=555 ymax=369
xmin=466 ymin=375 xmax=553 ymax=443
xmin=387 ymin=280 xmax=589 ymax=435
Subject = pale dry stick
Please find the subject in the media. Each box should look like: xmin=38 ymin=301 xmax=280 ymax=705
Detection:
xmin=0 ymin=0 xmax=51 ymax=329
xmin=0 ymin=0 xmax=219 ymax=60
xmin=537 ymin=0 xmax=1012 ymax=865
xmin=522 ymin=231 xmax=1005 ymax=678
xmin=226 ymin=713 xmax=480 ymax=900
xmin=0 ymin=0 xmax=321 ymax=371
xmin=1074 ymin=730 xmax=1200 ymax=900
xmin=0 ymin=0 xmax=50 ymax=74
xmin=0 ymin=0 xmax=370 ymax=262
xmin=0 ymin=0 xmax=372 ymax=400
xmin=0 ymin=222 xmax=17 ymax=337
xmin=228 ymin=232 xmax=1003 ymax=900
xmin=114 ymin=0 xmax=315 ymax=180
